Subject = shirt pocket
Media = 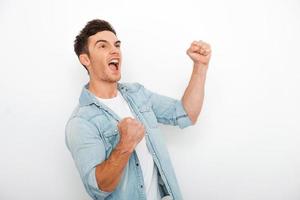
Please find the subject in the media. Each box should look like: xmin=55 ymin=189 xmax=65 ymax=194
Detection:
xmin=138 ymin=103 xmax=158 ymax=129
xmin=101 ymin=124 xmax=120 ymax=157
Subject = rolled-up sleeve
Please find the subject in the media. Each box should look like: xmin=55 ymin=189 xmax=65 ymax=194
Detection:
xmin=65 ymin=117 xmax=111 ymax=200
xmin=139 ymin=84 xmax=193 ymax=129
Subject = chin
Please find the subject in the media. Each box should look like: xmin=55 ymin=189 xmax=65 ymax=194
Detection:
xmin=107 ymin=75 xmax=121 ymax=83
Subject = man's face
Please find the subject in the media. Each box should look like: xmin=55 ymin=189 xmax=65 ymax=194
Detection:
xmin=84 ymin=31 xmax=122 ymax=83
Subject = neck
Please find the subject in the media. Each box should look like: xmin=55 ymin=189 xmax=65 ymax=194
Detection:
xmin=88 ymin=79 xmax=118 ymax=99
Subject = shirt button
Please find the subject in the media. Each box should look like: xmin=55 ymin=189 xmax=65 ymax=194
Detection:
xmin=140 ymin=185 xmax=143 ymax=188
xmin=136 ymin=163 xmax=139 ymax=166
xmin=114 ymin=129 xmax=118 ymax=132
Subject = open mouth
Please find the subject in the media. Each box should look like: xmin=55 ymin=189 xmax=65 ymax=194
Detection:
xmin=108 ymin=58 xmax=120 ymax=72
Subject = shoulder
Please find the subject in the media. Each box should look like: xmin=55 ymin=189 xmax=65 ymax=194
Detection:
xmin=67 ymin=104 xmax=104 ymax=122
xmin=119 ymin=82 xmax=152 ymax=98
xmin=65 ymin=104 xmax=106 ymax=139
xmin=119 ymin=82 xmax=144 ymax=92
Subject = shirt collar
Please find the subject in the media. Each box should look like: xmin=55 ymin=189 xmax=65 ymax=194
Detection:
xmin=79 ymin=82 xmax=128 ymax=107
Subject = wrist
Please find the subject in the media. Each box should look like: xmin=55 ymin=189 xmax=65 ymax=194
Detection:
xmin=192 ymin=64 xmax=208 ymax=75
xmin=116 ymin=140 xmax=134 ymax=154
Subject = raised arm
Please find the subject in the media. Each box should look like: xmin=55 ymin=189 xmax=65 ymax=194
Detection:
xmin=182 ymin=40 xmax=212 ymax=124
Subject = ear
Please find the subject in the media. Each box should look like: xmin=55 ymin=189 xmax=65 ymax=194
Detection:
xmin=79 ymin=54 xmax=90 ymax=68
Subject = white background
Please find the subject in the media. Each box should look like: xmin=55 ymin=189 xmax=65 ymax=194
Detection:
xmin=0 ymin=0 xmax=300 ymax=199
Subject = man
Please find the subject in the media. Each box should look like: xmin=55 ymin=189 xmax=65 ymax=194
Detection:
xmin=65 ymin=19 xmax=211 ymax=200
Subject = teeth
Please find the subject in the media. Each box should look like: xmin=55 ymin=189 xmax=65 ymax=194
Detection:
xmin=110 ymin=59 xmax=119 ymax=64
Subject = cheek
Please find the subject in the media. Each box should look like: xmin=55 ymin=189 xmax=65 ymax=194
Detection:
xmin=89 ymin=58 xmax=106 ymax=75
xmin=95 ymin=62 xmax=107 ymax=74
xmin=90 ymin=53 xmax=107 ymax=67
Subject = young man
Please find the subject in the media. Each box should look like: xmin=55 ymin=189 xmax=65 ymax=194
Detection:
xmin=65 ymin=19 xmax=211 ymax=200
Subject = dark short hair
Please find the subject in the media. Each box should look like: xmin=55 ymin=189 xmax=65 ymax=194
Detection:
xmin=74 ymin=19 xmax=116 ymax=71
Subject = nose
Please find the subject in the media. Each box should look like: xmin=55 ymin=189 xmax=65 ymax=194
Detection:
xmin=110 ymin=45 xmax=120 ymax=55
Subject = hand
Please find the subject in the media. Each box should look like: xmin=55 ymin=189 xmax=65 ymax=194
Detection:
xmin=186 ymin=40 xmax=212 ymax=68
xmin=117 ymin=117 xmax=145 ymax=152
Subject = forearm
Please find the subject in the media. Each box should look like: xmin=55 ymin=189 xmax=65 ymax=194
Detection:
xmin=95 ymin=143 xmax=132 ymax=192
xmin=182 ymin=64 xmax=208 ymax=124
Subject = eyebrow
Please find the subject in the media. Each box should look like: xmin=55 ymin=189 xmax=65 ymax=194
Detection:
xmin=94 ymin=39 xmax=121 ymax=47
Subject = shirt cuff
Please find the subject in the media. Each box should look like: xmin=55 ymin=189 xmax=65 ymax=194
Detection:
xmin=175 ymin=101 xmax=193 ymax=129
xmin=86 ymin=167 xmax=112 ymax=199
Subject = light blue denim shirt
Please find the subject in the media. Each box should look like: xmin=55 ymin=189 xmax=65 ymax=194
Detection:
xmin=65 ymin=82 xmax=192 ymax=200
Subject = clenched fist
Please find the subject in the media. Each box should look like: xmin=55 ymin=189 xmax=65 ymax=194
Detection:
xmin=117 ymin=117 xmax=145 ymax=153
xmin=187 ymin=40 xmax=211 ymax=68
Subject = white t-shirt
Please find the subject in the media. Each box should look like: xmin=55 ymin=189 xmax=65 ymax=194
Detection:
xmin=96 ymin=91 xmax=161 ymax=200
